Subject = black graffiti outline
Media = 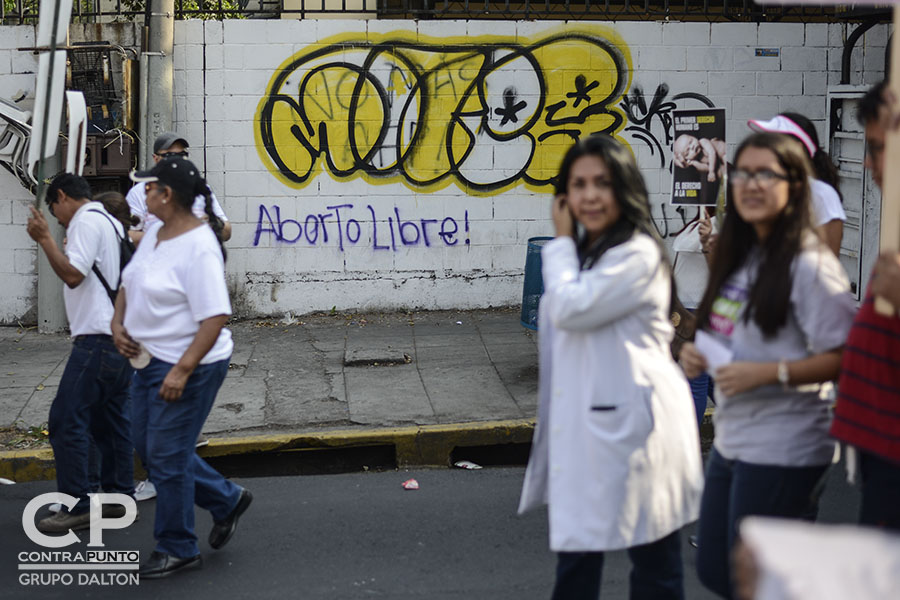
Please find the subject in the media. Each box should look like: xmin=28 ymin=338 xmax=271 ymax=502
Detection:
xmin=620 ymin=84 xmax=715 ymax=169
xmin=619 ymin=84 xmax=716 ymax=237
xmin=495 ymin=88 xmax=528 ymax=125
xmin=257 ymin=33 xmax=630 ymax=193
xmin=566 ymin=75 xmax=600 ymax=109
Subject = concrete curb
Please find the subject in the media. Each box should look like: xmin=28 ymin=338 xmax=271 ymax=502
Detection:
xmin=0 ymin=419 xmax=537 ymax=484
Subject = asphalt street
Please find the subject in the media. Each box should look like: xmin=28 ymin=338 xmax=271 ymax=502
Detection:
xmin=0 ymin=462 xmax=859 ymax=600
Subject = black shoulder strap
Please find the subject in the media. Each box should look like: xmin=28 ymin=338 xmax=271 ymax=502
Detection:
xmin=86 ymin=208 xmax=124 ymax=305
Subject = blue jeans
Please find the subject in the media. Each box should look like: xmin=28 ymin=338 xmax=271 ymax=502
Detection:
xmin=551 ymin=530 xmax=684 ymax=600
xmin=859 ymin=451 xmax=900 ymax=531
xmin=688 ymin=374 xmax=709 ymax=429
xmin=49 ymin=335 xmax=134 ymax=514
xmin=695 ymin=448 xmax=828 ymax=599
xmin=131 ymin=357 xmax=240 ymax=558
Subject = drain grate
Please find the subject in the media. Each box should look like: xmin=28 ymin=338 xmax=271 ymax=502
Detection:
xmin=204 ymin=444 xmax=398 ymax=478
xmin=449 ymin=443 xmax=532 ymax=467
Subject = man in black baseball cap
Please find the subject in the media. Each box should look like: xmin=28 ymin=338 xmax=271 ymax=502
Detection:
xmin=152 ymin=132 xmax=189 ymax=156
xmin=125 ymin=132 xmax=231 ymax=244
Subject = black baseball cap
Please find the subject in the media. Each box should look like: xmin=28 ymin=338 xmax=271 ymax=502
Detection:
xmin=153 ymin=132 xmax=189 ymax=154
xmin=130 ymin=156 xmax=201 ymax=195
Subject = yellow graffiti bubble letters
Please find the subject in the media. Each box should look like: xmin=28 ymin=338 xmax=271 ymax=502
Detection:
xmin=255 ymin=28 xmax=632 ymax=195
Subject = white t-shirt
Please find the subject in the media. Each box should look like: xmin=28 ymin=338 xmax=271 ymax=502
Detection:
xmin=64 ymin=202 xmax=125 ymax=337
xmin=125 ymin=181 xmax=228 ymax=231
xmin=810 ymin=178 xmax=846 ymax=227
xmin=121 ymin=221 xmax=233 ymax=364
xmin=706 ymin=234 xmax=856 ymax=467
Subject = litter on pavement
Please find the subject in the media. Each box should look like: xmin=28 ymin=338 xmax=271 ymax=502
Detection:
xmin=453 ymin=461 xmax=483 ymax=470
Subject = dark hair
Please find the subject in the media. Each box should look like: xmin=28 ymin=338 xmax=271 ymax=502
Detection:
xmin=197 ymin=180 xmax=227 ymax=262
xmin=857 ymin=80 xmax=888 ymax=125
xmin=695 ymin=132 xmax=814 ymax=338
xmin=160 ymin=159 xmax=227 ymax=261
xmin=555 ymin=134 xmax=675 ymax=307
xmin=45 ymin=172 xmax=92 ymax=205
xmin=94 ymin=191 xmax=139 ymax=230
xmin=779 ymin=112 xmax=842 ymax=202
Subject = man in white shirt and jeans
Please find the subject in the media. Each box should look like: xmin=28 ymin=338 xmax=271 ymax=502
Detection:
xmin=26 ymin=173 xmax=135 ymax=533
xmin=125 ymin=132 xmax=232 ymax=243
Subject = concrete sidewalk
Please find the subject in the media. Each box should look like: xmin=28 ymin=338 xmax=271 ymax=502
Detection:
xmin=0 ymin=308 xmax=539 ymax=481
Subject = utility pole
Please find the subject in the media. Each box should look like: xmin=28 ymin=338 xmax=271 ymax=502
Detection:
xmin=139 ymin=0 xmax=175 ymax=168
xmin=34 ymin=0 xmax=68 ymax=333
xmin=36 ymin=155 xmax=66 ymax=333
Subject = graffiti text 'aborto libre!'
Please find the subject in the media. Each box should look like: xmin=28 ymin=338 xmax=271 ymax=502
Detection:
xmin=254 ymin=204 xmax=471 ymax=250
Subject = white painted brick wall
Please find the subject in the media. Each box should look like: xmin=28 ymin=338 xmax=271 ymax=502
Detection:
xmin=662 ymin=22 xmax=710 ymax=46
xmin=803 ymin=71 xmax=828 ymax=96
xmin=734 ymin=47 xmax=781 ymax=72
xmin=782 ymin=47 xmax=827 ymax=72
xmin=0 ymin=20 xmax=892 ymax=321
xmin=757 ymin=23 xmax=805 ymax=47
xmin=709 ymin=72 xmax=755 ymax=96
xmin=710 ymin=23 xmax=757 ymax=47
xmin=686 ymin=47 xmax=734 ymax=72
xmin=175 ymin=19 xmax=890 ymax=317
xmin=757 ymin=72 xmax=802 ymax=96
xmin=805 ymin=24 xmax=828 ymax=48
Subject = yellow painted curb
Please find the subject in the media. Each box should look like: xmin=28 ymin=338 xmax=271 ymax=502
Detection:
xmin=0 ymin=448 xmax=56 ymax=484
xmin=0 ymin=419 xmax=537 ymax=484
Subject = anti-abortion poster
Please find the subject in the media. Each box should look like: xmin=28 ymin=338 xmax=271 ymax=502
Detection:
xmin=671 ymin=108 xmax=727 ymax=206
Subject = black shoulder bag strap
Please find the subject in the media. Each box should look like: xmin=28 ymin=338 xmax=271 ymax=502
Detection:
xmin=87 ymin=208 xmax=124 ymax=305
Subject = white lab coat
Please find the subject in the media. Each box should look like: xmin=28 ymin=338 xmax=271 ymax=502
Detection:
xmin=518 ymin=233 xmax=704 ymax=552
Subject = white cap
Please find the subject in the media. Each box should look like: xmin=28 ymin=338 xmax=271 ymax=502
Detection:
xmin=747 ymin=116 xmax=817 ymax=157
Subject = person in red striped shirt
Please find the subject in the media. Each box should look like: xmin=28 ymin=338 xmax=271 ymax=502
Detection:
xmin=830 ymin=80 xmax=900 ymax=531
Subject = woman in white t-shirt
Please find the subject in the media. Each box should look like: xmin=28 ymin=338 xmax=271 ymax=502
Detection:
xmin=111 ymin=157 xmax=252 ymax=579
xmin=748 ymin=113 xmax=847 ymax=256
xmin=680 ymin=133 xmax=856 ymax=598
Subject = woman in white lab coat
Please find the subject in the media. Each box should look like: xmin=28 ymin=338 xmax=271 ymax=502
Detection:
xmin=519 ymin=135 xmax=704 ymax=599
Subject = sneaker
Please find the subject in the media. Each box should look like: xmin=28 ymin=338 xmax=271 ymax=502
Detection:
xmin=37 ymin=510 xmax=91 ymax=534
xmin=134 ymin=480 xmax=157 ymax=501
xmin=195 ymin=434 xmax=209 ymax=448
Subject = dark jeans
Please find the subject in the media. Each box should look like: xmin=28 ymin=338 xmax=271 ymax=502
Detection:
xmin=86 ymin=437 xmax=101 ymax=492
xmin=859 ymin=451 xmax=900 ymax=531
xmin=131 ymin=357 xmax=241 ymax=558
xmin=551 ymin=530 xmax=684 ymax=600
xmin=49 ymin=335 xmax=134 ymax=514
xmin=695 ymin=448 xmax=828 ymax=599
xmin=688 ymin=374 xmax=709 ymax=429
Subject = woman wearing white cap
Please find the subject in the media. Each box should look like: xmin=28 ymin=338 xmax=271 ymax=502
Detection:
xmin=747 ymin=113 xmax=846 ymax=256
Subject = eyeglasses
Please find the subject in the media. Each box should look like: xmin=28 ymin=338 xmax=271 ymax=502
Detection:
xmin=730 ymin=168 xmax=789 ymax=188
xmin=47 ymin=201 xmax=57 ymax=217
xmin=154 ymin=150 xmax=189 ymax=159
